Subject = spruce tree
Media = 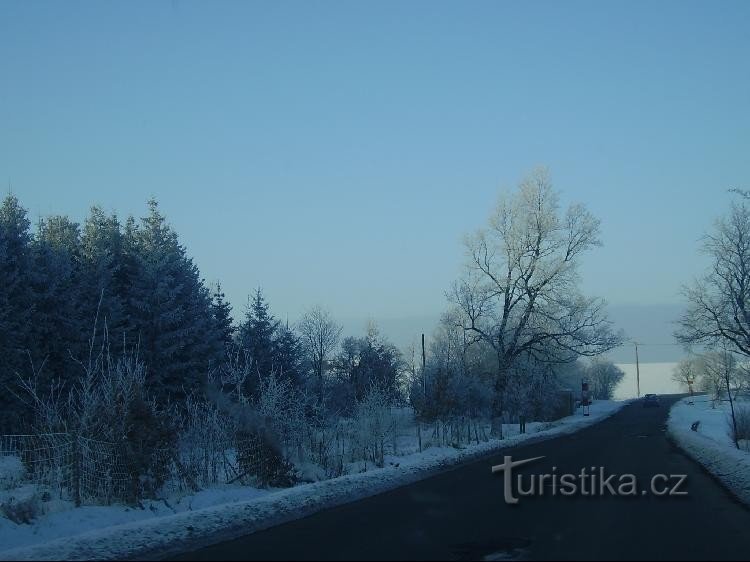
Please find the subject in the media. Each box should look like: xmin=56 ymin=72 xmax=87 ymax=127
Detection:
xmin=126 ymin=199 xmax=215 ymax=403
xmin=210 ymin=281 xmax=235 ymax=350
xmin=237 ymin=288 xmax=279 ymax=393
xmin=79 ymin=206 xmax=129 ymax=352
xmin=30 ymin=215 xmax=85 ymax=395
xmin=274 ymin=321 xmax=304 ymax=386
xmin=0 ymin=195 xmax=35 ymax=430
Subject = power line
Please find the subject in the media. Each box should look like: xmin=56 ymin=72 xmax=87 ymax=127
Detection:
xmin=612 ymin=341 xmax=684 ymax=348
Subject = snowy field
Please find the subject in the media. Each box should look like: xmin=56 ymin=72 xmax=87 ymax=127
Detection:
xmin=668 ymin=395 xmax=750 ymax=505
xmin=613 ymin=362 xmax=681 ymax=400
xmin=0 ymin=400 xmax=629 ymax=561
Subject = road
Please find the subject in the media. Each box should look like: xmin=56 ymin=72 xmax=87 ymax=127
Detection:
xmin=175 ymin=396 xmax=750 ymax=561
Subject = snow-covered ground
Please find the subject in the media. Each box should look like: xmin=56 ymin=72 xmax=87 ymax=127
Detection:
xmin=667 ymin=395 xmax=750 ymax=505
xmin=0 ymin=400 xmax=628 ymax=561
xmin=613 ymin=362 xmax=681 ymax=400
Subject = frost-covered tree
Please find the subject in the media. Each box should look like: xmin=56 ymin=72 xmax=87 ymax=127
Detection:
xmin=0 ymin=195 xmax=35 ymax=430
xmin=585 ymin=358 xmax=624 ymax=400
xmin=126 ymin=199 xmax=222 ymax=403
xmin=696 ymin=351 xmax=741 ymax=406
xmin=672 ymin=357 xmax=699 ymax=392
xmin=298 ymin=305 xmax=342 ymax=395
xmin=237 ymin=288 xmax=280 ymax=391
xmin=210 ymin=281 xmax=235 ymax=350
xmin=330 ymin=324 xmax=404 ymax=411
xmin=353 ymin=382 xmax=395 ymax=468
xmin=2 ymin=196 xmax=231 ymax=420
xmin=79 ymin=207 xmax=130 ymax=352
xmin=16 ymin=321 xmax=179 ymax=503
xmin=235 ymin=288 xmax=307 ymax=394
xmin=29 ymin=215 xmax=86 ymax=394
xmin=450 ymin=168 xmax=621 ymax=434
xmin=676 ymin=199 xmax=750 ymax=358
xmin=276 ymin=322 xmax=305 ymax=384
xmin=411 ymin=310 xmax=494 ymax=422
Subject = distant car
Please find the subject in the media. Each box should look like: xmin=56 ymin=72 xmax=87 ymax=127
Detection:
xmin=642 ymin=394 xmax=660 ymax=407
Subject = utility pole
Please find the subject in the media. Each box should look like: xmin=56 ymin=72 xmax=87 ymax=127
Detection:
xmin=417 ymin=333 xmax=426 ymax=453
xmin=421 ymin=333 xmax=426 ymax=399
xmin=635 ymin=342 xmax=641 ymax=398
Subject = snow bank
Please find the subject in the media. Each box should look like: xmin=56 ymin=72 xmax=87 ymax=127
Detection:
xmin=0 ymin=456 xmax=25 ymax=488
xmin=0 ymin=486 xmax=271 ymax=555
xmin=0 ymin=400 xmax=628 ymax=561
xmin=667 ymin=395 xmax=750 ymax=505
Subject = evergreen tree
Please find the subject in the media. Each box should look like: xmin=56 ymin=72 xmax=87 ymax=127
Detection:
xmin=29 ymin=215 xmax=85 ymax=395
xmin=274 ymin=321 xmax=304 ymax=386
xmin=120 ymin=215 xmax=142 ymax=350
xmin=210 ymin=281 xmax=235 ymax=350
xmin=330 ymin=326 xmax=404 ymax=410
xmin=79 ymin=206 xmax=129 ymax=352
xmin=126 ymin=199 xmax=219 ymax=403
xmin=0 ymin=195 xmax=35 ymax=430
xmin=237 ymin=288 xmax=279 ymax=394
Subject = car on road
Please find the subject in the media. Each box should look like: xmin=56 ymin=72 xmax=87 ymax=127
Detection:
xmin=642 ymin=394 xmax=660 ymax=407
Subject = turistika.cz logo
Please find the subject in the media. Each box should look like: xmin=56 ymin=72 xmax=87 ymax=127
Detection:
xmin=491 ymin=456 xmax=688 ymax=504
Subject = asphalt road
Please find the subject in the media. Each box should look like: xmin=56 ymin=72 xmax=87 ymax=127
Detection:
xmin=174 ymin=396 xmax=750 ymax=561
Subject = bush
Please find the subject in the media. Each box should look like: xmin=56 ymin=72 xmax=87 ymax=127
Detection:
xmin=0 ymin=456 xmax=26 ymax=489
xmin=0 ymin=493 xmax=41 ymax=524
xmin=353 ymin=383 xmax=395 ymax=468
xmin=729 ymin=405 xmax=750 ymax=450
xmin=15 ymin=333 xmax=179 ymax=505
xmin=121 ymin=396 xmax=178 ymax=502
xmin=178 ymin=393 xmax=237 ymax=488
xmin=235 ymin=428 xmax=297 ymax=488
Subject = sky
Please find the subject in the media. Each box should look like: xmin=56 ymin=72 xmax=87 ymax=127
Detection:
xmin=1 ymin=0 xmax=749 ymax=347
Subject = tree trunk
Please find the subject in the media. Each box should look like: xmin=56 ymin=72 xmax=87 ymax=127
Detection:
xmin=490 ymin=416 xmax=504 ymax=438
xmin=726 ymin=370 xmax=740 ymax=450
xmin=491 ymin=357 xmax=508 ymax=438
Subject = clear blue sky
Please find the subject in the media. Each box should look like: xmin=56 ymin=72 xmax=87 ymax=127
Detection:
xmin=1 ymin=0 xmax=748 ymax=334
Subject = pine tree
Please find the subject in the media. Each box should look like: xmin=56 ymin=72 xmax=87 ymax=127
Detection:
xmin=237 ymin=288 xmax=280 ymax=393
xmin=120 ymin=215 xmax=142 ymax=351
xmin=0 ymin=195 xmax=35 ymax=430
xmin=331 ymin=326 xmax=403 ymax=407
xmin=210 ymin=281 xmax=235 ymax=350
xmin=79 ymin=206 xmax=129 ymax=352
xmin=29 ymin=215 xmax=85 ymax=395
xmin=126 ymin=199 xmax=217 ymax=403
xmin=274 ymin=321 xmax=304 ymax=386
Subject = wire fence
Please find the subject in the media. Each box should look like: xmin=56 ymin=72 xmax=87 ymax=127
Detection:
xmin=0 ymin=433 xmax=267 ymax=507
xmin=0 ymin=434 xmax=74 ymax=501
xmin=1 ymin=411 xmax=506 ymax=508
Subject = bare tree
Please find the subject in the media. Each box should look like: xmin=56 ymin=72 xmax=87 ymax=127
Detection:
xmin=695 ymin=349 xmax=741 ymax=448
xmin=298 ymin=305 xmax=343 ymax=394
xmin=676 ymin=200 xmax=750 ymax=357
xmin=586 ymin=358 xmax=625 ymax=400
xmin=450 ymin=168 xmax=621 ymax=434
xmin=217 ymin=345 xmax=251 ymax=404
xmin=697 ymin=350 xmax=739 ymax=404
xmin=671 ymin=357 xmax=699 ymax=392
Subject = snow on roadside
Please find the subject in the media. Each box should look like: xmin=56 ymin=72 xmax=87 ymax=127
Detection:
xmin=667 ymin=395 xmax=750 ymax=505
xmin=0 ymin=400 xmax=628 ymax=561
xmin=0 ymin=486 xmax=272 ymax=555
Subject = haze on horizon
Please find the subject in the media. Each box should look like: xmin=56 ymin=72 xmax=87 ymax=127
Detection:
xmin=2 ymin=0 xmax=748 ymax=352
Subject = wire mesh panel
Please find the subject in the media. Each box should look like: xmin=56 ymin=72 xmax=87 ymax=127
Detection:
xmin=77 ymin=436 xmax=133 ymax=504
xmin=0 ymin=432 xmax=274 ymax=505
xmin=174 ymin=437 xmax=240 ymax=490
xmin=234 ymin=434 xmax=294 ymax=487
xmin=0 ymin=434 xmax=74 ymax=500
xmin=78 ymin=438 xmax=188 ymax=504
